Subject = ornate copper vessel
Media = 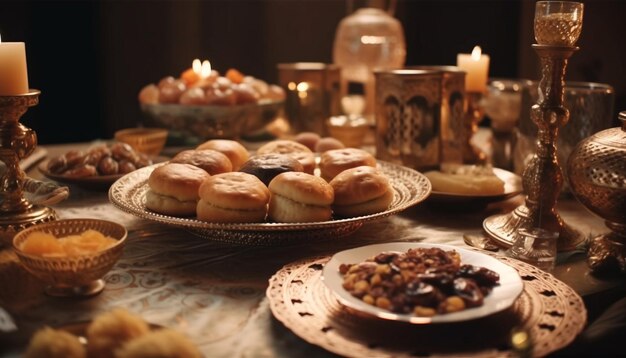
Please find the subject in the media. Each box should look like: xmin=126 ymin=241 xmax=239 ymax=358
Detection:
xmin=567 ymin=111 xmax=626 ymax=274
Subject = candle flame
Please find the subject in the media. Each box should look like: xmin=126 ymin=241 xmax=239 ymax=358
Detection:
xmin=192 ymin=59 xmax=202 ymax=75
xmin=296 ymin=82 xmax=309 ymax=92
xmin=471 ymin=46 xmax=482 ymax=61
xmin=201 ymin=60 xmax=211 ymax=78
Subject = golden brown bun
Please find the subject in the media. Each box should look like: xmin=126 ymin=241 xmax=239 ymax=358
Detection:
xmin=146 ymin=163 xmax=209 ymax=216
xmin=330 ymin=166 xmax=393 ymax=217
xmin=256 ymin=140 xmax=315 ymax=174
xmin=116 ymin=329 xmax=202 ymax=358
xmin=268 ymin=172 xmax=334 ymax=223
xmin=269 ymin=172 xmax=334 ymax=205
xmin=196 ymin=139 xmax=249 ymax=170
xmin=319 ymin=148 xmax=376 ymax=182
xmin=197 ymin=172 xmax=270 ymax=223
xmin=239 ymin=153 xmax=304 ymax=186
xmin=333 ymin=190 xmax=393 ymax=217
xmin=170 ymin=149 xmax=232 ymax=175
xmin=268 ymin=195 xmax=333 ymax=223
xmin=145 ymin=190 xmax=198 ymax=217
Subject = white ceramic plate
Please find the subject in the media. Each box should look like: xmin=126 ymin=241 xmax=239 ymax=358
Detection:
xmin=322 ymin=242 xmax=523 ymax=324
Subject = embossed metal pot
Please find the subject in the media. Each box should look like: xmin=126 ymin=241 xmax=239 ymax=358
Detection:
xmin=567 ymin=111 xmax=626 ymax=274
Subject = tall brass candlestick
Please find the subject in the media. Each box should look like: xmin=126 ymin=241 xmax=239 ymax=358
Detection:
xmin=0 ymin=90 xmax=57 ymax=245
xmin=484 ymin=1 xmax=585 ymax=251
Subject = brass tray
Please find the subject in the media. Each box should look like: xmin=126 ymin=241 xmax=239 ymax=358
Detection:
xmin=108 ymin=161 xmax=431 ymax=246
xmin=267 ymin=254 xmax=586 ymax=358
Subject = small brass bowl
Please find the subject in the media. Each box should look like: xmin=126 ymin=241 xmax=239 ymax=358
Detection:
xmin=114 ymin=127 xmax=168 ymax=156
xmin=13 ymin=219 xmax=127 ymax=297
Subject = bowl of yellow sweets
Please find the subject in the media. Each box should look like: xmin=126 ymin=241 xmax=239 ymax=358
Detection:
xmin=12 ymin=218 xmax=127 ymax=297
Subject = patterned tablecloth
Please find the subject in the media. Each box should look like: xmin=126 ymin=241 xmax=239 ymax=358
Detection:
xmin=0 ymin=143 xmax=620 ymax=357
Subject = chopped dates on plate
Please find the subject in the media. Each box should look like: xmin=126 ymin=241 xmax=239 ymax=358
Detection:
xmin=339 ymin=247 xmax=500 ymax=316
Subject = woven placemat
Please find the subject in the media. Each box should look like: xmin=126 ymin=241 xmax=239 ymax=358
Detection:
xmin=267 ymin=254 xmax=586 ymax=357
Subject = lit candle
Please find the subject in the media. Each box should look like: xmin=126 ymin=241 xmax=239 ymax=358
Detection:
xmin=0 ymin=34 xmax=29 ymax=95
xmin=457 ymin=46 xmax=490 ymax=93
xmin=182 ymin=59 xmax=214 ymax=87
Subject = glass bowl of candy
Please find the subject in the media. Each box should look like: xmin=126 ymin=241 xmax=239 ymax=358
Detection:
xmin=139 ymin=65 xmax=285 ymax=146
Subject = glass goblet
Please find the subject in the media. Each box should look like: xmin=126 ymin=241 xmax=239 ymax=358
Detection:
xmin=483 ymin=79 xmax=525 ymax=170
xmin=534 ymin=1 xmax=584 ymax=46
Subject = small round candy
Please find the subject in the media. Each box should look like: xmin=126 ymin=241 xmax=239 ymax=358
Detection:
xmin=138 ymin=84 xmax=160 ymax=104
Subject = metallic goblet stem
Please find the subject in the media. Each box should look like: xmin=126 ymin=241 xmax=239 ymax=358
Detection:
xmin=483 ymin=46 xmax=584 ymax=251
xmin=523 ymin=45 xmax=576 ymax=229
xmin=0 ymin=90 xmax=56 ymax=245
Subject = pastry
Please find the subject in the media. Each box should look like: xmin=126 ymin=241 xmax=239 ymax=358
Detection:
xmin=319 ymin=148 xmax=376 ymax=182
xmin=268 ymin=172 xmax=334 ymax=223
xmin=86 ymin=308 xmax=150 ymax=358
xmin=239 ymin=153 xmax=304 ymax=186
xmin=196 ymin=139 xmax=249 ymax=170
xmin=330 ymin=166 xmax=393 ymax=217
xmin=170 ymin=149 xmax=232 ymax=175
xmin=197 ymin=172 xmax=270 ymax=223
xmin=24 ymin=327 xmax=86 ymax=358
xmin=424 ymin=165 xmax=506 ymax=195
xmin=256 ymin=139 xmax=315 ymax=174
xmin=145 ymin=163 xmax=210 ymax=216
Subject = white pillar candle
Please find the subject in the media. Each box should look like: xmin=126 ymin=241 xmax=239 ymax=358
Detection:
xmin=0 ymin=34 xmax=29 ymax=96
xmin=457 ymin=46 xmax=490 ymax=93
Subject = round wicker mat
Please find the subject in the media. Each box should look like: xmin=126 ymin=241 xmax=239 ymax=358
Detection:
xmin=267 ymin=254 xmax=586 ymax=358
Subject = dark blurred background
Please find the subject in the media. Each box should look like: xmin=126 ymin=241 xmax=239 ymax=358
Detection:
xmin=1 ymin=0 xmax=624 ymax=144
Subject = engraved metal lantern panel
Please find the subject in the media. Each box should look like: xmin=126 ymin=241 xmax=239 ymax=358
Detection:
xmin=375 ymin=69 xmax=442 ymax=171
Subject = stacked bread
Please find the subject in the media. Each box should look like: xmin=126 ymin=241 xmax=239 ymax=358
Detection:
xmin=145 ymin=139 xmax=394 ymax=223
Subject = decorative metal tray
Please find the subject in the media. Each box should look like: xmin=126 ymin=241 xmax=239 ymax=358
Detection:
xmin=267 ymin=254 xmax=586 ymax=357
xmin=109 ymin=161 xmax=431 ymax=246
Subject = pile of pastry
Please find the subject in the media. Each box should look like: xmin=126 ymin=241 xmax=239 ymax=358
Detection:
xmin=138 ymin=67 xmax=285 ymax=106
xmin=25 ymin=308 xmax=200 ymax=358
xmin=145 ymin=139 xmax=394 ymax=223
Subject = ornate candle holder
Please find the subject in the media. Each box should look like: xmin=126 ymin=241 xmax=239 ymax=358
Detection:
xmin=0 ymin=90 xmax=57 ymax=245
xmin=463 ymin=91 xmax=487 ymax=164
xmin=484 ymin=1 xmax=585 ymax=251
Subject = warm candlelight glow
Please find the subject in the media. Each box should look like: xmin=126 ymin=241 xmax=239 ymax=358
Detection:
xmin=201 ymin=60 xmax=211 ymax=78
xmin=192 ymin=59 xmax=202 ymax=74
xmin=471 ymin=46 xmax=482 ymax=61
xmin=296 ymin=82 xmax=309 ymax=92
xmin=457 ymin=46 xmax=490 ymax=93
